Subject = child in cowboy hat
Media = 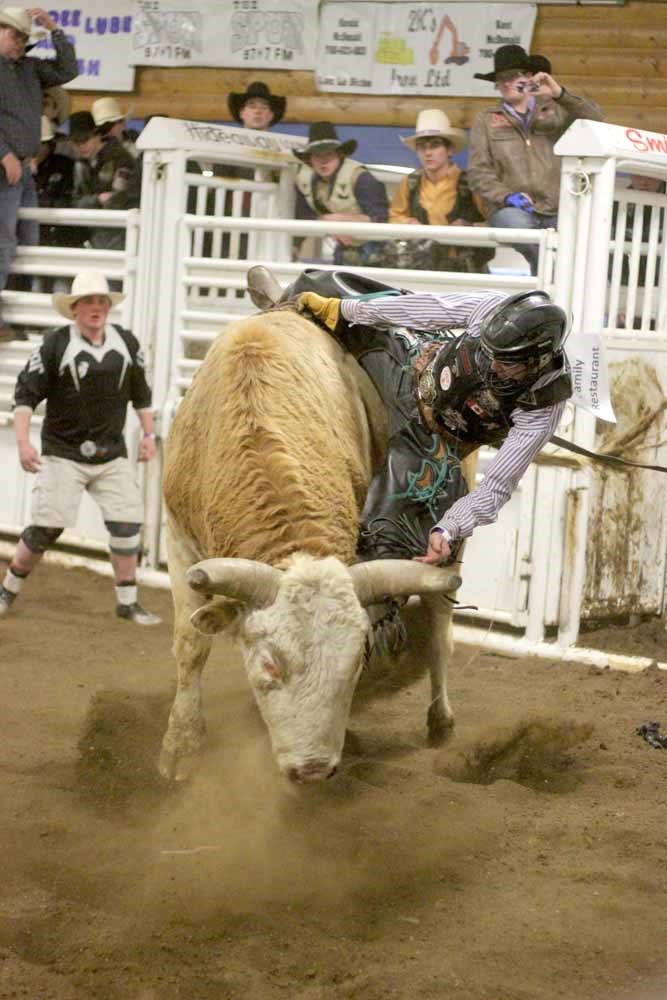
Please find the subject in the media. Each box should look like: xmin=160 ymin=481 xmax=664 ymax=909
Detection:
xmin=292 ymin=122 xmax=388 ymax=266
xmin=91 ymin=96 xmax=138 ymax=159
xmin=388 ymin=109 xmax=491 ymax=272
xmin=0 ymin=270 xmax=161 ymax=626
xmin=468 ymin=43 xmax=603 ymax=274
xmin=227 ymin=81 xmax=286 ymax=131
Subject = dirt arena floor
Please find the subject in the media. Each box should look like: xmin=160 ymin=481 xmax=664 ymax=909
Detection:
xmin=2 ymin=559 xmax=667 ymax=1000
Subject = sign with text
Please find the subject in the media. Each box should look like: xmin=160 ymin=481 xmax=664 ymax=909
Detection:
xmin=566 ymin=331 xmax=616 ymax=424
xmin=137 ymin=117 xmax=307 ymax=165
xmin=316 ymin=1 xmax=536 ymax=96
xmin=31 ymin=3 xmax=135 ymax=91
xmin=131 ymin=0 xmax=318 ymax=69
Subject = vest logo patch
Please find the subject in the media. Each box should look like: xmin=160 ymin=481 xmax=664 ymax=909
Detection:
xmin=490 ymin=113 xmax=511 ymax=128
xmin=466 ymin=399 xmax=489 ymax=418
xmin=439 ymin=366 xmax=452 ymax=390
xmin=77 ymin=361 xmax=89 ymax=379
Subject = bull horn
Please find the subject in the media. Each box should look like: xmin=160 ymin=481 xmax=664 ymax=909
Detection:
xmin=349 ymin=560 xmax=462 ymax=608
xmin=187 ymin=558 xmax=282 ymax=607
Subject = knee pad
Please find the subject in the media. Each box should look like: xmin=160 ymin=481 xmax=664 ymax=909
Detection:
xmin=105 ymin=521 xmax=142 ymax=556
xmin=21 ymin=525 xmax=63 ymax=553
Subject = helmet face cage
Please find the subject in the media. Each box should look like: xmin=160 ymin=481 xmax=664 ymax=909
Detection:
xmin=477 ymin=293 xmax=567 ymax=394
xmin=475 ymin=341 xmax=543 ymax=395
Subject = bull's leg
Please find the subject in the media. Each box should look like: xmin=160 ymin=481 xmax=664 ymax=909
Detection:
xmin=159 ymin=519 xmax=212 ymax=781
xmin=421 ymin=592 xmax=455 ymax=743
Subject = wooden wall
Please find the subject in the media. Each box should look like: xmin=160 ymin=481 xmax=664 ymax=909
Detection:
xmin=70 ymin=0 xmax=667 ymax=134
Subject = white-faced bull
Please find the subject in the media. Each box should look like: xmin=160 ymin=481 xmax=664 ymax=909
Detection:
xmin=160 ymin=310 xmax=461 ymax=783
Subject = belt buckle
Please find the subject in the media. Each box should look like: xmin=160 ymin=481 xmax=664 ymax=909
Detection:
xmin=418 ymin=363 xmax=437 ymax=407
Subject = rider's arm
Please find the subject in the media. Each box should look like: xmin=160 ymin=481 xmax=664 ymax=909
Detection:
xmin=436 ymin=401 xmax=566 ymax=543
xmin=340 ymin=290 xmax=506 ymax=333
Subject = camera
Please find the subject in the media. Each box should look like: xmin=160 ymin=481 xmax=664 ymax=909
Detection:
xmin=516 ymin=80 xmax=540 ymax=94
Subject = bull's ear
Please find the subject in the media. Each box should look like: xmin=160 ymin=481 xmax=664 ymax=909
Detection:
xmin=190 ymin=597 xmax=241 ymax=635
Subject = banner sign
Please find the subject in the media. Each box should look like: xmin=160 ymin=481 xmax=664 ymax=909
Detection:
xmin=566 ymin=331 xmax=616 ymax=424
xmin=31 ymin=3 xmax=135 ymax=91
xmin=137 ymin=117 xmax=307 ymax=166
xmin=316 ymin=1 xmax=536 ymax=96
xmin=130 ymin=0 xmax=318 ymax=69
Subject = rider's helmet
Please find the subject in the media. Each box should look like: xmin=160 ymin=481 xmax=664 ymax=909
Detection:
xmin=476 ymin=291 xmax=568 ymax=395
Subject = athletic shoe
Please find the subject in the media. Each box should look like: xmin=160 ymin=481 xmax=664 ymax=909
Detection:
xmin=115 ymin=602 xmax=162 ymax=626
xmin=0 ymin=585 xmax=16 ymax=617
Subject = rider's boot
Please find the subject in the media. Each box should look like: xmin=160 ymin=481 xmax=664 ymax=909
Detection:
xmin=247 ymin=266 xmax=284 ymax=310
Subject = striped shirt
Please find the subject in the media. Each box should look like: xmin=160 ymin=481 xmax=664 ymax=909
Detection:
xmin=0 ymin=30 xmax=78 ymax=162
xmin=341 ymin=291 xmax=565 ymax=543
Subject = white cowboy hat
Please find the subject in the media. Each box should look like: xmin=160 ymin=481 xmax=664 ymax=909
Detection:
xmin=0 ymin=6 xmax=32 ymax=35
xmin=400 ymin=109 xmax=466 ymax=153
xmin=40 ymin=115 xmax=54 ymax=142
xmin=52 ymin=271 xmax=125 ymax=320
xmin=91 ymin=96 xmax=125 ymax=126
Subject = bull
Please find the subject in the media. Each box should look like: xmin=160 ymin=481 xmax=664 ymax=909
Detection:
xmin=160 ymin=309 xmax=462 ymax=783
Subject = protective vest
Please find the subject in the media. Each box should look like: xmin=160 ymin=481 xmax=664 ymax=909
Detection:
xmin=296 ymin=158 xmax=368 ymax=246
xmin=426 ymin=332 xmax=572 ymax=446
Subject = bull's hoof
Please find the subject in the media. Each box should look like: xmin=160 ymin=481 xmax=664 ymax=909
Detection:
xmin=158 ymin=726 xmax=206 ymax=782
xmin=427 ymin=705 xmax=455 ymax=746
xmin=158 ymin=745 xmax=203 ymax=782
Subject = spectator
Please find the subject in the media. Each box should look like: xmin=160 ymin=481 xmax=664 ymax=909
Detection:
xmin=389 ymin=108 xmax=493 ymax=273
xmin=67 ymin=110 xmax=137 ymax=252
xmin=68 ymin=110 xmax=135 ymax=208
xmin=91 ymin=96 xmax=138 ymax=159
xmin=0 ymin=5 xmax=77 ymax=342
xmin=468 ymin=44 xmax=603 ymax=275
xmin=42 ymin=85 xmax=69 ymax=128
xmin=222 ymin=80 xmax=287 ymax=191
xmin=34 ymin=114 xmax=86 ymax=252
xmin=42 ymin=85 xmax=75 ymax=158
xmin=292 ymin=122 xmax=389 ymax=266
xmin=227 ymin=80 xmax=286 ymax=131
xmin=0 ymin=270 xmax=161 ymax=626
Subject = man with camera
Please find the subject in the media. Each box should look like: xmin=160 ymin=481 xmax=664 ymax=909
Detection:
xmin=468 ymin=44 xmax=603 ymax=275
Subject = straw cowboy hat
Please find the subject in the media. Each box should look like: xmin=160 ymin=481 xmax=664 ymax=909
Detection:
xmin=0 ymin=6 xmax=32 ymax=35
xmin=292 ymin=121 xmax=357 ymax=162
xmin=227 ymin=81 xmax=286 ymax=125
xmin=400 ymin=109 xmax=466 ymax=153
xmin=53 ymin=271 xmax=125 ymax=320
xmin=43 ymin=86 xmax=71 ymax=125
xmin=91 ymin=96 xmax=125 ymax=126
xmin=40 ymin=115 xmax=55 ymax=142
xmin=474 ymin=44 xmax=548 ymax=83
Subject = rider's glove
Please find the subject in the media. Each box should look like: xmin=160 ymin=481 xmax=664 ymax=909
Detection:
xmin=297 ymin=292 xmax=341 ymax=332
xmin=504 ymin=192 xmax=534 ymax=213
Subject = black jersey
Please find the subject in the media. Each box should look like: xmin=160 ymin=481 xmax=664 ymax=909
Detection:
xmin=14 ymin=323 xmax=152 ymax=464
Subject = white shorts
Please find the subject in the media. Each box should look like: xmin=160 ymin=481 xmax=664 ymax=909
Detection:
xmin=30 ymin=455 xmax=144 ymax=528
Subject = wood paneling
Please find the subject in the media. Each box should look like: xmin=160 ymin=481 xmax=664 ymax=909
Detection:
xmin=69 ymin=1 xmax=667 ymax=134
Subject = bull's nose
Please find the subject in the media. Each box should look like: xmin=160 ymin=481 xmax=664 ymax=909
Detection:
xmin=287 ymin=761 xmax=338 ymax=784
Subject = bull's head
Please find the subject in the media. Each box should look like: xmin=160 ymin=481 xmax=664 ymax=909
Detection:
xmin=187 ymin=555 xmax=461 ymax=784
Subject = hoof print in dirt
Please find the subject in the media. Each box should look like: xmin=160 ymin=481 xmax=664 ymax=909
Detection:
xmin=436 ymin=718 xmax=593 ymax=793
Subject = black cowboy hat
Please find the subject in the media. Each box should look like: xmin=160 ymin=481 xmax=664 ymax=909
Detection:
xmin=474 ymin=44 xmax=548 ymax=83
xmin=528 ymin=54 xmax=552 ymax=75
xmin=227 ymin=81 xmax=286 ymax=125
xmin=67 ymin=110 xmax=98 ymax=142
xmin=292 ymin=122 xmax=357 ymax=162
